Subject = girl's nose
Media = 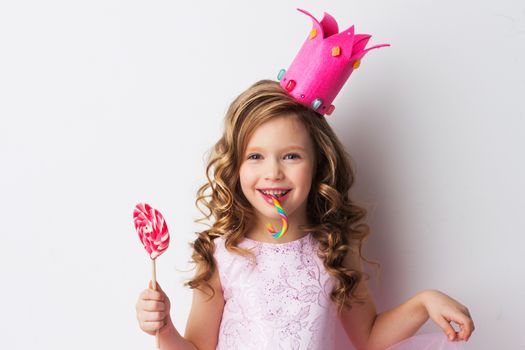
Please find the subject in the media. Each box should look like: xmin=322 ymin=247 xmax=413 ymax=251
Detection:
xmin=264 ymin=159 xmax=284 ymax=180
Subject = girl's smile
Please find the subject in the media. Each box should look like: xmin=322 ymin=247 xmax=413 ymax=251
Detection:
xmin=257 ymin=188 xmax=292 ymax=205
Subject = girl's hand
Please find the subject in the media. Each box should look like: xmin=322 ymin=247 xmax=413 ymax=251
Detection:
xmin=421 ymin=289 xmax=475 ymax=342
xmin=136 ymin=281 xmax=173 ymax=336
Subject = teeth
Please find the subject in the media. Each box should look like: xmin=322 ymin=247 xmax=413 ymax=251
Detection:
xmin=261 ymin=190 xmax=289 ymax=197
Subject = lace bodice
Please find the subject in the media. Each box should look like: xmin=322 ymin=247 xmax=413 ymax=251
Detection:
xmin=213 ymin=233 xmax=337 ymax=350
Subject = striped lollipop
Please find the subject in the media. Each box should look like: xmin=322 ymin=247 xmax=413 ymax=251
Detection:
xmin=133 ymin=202 xmax=170 ymax=349
xmin=266 ymin=196 xmax=288 ymax=238
xmin=133 ymin=203 xmax=170 ymax=259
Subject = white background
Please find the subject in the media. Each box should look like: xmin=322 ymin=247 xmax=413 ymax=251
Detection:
xmin=1 ymin=0 xmax=524 ymax=349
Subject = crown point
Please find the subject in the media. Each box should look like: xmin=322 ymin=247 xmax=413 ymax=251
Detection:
xmin=326 ymin=105 xmax=336 ymax=115
xmin=285 ymin=79 xmax=296 ymax=92
xmin=309 ymin=29 xmax=317 ymax=39
xmin=353 ymin=59 xmax=361 ymax=70
xmin=331 ymin=46 xmax=341 ymax=57
xmin=312 ymin=98 xmax=323 ymax=111
xmin=277 ymin=69 xmax=286 ymax=81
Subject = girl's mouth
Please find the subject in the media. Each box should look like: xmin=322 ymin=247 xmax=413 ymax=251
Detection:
xmin=257 ymin=189 xmax=291 ymax=205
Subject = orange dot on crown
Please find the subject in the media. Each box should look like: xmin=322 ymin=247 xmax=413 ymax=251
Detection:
xmin=331 ymin=46 xmax=341 ymax=57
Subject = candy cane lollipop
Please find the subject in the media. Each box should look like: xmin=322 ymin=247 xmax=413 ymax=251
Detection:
xmin=266 ymin=196 xmax=288 ymax=238
xmin=133 ymin=202 xmax=170 ymax=349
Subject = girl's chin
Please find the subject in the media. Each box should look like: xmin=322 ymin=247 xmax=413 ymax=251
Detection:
xmin=258 ymin=208 xmax=294 ymax=223
xmin=250 ymin=205 xmax=287 ymax=220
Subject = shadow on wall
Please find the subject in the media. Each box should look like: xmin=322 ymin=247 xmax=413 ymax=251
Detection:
xmin=330 ymin=68 xmax=415 ymax=347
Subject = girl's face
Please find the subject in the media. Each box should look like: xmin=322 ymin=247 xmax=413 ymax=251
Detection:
xmin=239 ymin=114 xmax=315 ymax=226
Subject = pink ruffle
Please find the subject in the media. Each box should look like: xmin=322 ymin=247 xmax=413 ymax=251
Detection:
xmin=385 ymin=332 xmax=466 ymax=350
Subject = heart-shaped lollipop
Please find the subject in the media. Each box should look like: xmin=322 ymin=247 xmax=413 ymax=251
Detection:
xmin=133 ymin=202 xmax=170 ymax=259
xmin=133 ymin=202 xmax=170 ymax=349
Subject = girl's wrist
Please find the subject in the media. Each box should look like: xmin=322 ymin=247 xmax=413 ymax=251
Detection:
xmin=158 ymin=316 xmax=184 ymax=349
xmin=159 ymin=315 xmax=176 ymax=336
xmin=417 ymin=289 xmax=437 ymax=317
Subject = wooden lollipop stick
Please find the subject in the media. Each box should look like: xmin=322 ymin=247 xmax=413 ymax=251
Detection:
xmin=152 ymin=258 xmax=157 ymax=289
xmin=152 ymin=259 xmax=160 ymax=349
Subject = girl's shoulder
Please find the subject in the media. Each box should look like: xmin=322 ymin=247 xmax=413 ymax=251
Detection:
xmin=212 ymin=234 xmax=228 ymax=253
xmin=212 ymin=234 xmax=226 ymax=247
xmin=211 ymin=234 xmax=255 ymax=258
xmin=212 ymin=234 xmax=236 ymax=265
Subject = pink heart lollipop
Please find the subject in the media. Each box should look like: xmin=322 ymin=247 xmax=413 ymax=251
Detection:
xmin=133 ymin=203 xmax=170 ymax=259
xmin=133 ymin=202 xmax=170 ymax=349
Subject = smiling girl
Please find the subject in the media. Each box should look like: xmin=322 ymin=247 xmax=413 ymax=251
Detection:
xmin=135 ymin=80 xmax=475 ymax=349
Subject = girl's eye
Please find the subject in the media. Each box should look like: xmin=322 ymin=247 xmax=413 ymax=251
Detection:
xmin=284 ymin=153 xmax=301 ymax=160
xmin=247 ymin=153 xmax=301 ymax=160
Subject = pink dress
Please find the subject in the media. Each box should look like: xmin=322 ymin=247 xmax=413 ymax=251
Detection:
xmin=213 ymin=233 xmax=466 ymax=350
xmin=214 ymin=233 xmax=336 ymax=349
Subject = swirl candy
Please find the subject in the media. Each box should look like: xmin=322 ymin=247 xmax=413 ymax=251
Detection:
xmin=133 ymin=203 xmax=170 ymax=259
xmin=266 ymin=196 xmax=288 ymax=238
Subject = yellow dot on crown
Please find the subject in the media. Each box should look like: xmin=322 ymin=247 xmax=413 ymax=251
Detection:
xmin=353 ymin=59 xmax=361 ymax=69
xmin=331 ymin=46 xmax=341 ymax=57
xmin=309 ymin=29 xmax=317 ymax=39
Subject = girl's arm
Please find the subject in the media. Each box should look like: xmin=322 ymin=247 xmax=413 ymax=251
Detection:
xmin=339 ymin=288 xmax=428 ymax=350
xmin=160 ymin=266 xmax=225 ymax=350
xmin=338 ymin=244 xmax=474 ymax=350
xmin=183 ymin=266 xmax=225 ymax=349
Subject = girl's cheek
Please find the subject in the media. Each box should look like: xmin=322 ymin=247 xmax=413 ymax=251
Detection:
xmin=297 ymin=164 xmax=314 ymax=179
xmin=240 ymin=167 xmax=258 ymax=186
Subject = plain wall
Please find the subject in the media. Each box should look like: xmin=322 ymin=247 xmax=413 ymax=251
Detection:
xmin=1 ymin=0 xmax=524 ymax=349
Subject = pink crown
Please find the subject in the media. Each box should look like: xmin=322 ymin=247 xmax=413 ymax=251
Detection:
xmin=278 ymin=9 xmax=390 ymax=116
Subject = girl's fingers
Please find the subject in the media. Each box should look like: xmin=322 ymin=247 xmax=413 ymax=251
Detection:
xmin=142 ymin=300 xmax=166 ymax=312
xmin=142 ymin=320 xmax=165 ymax=333
xmin=434 ymin=315 xmax=457 ymax=341
xmin=441 ymin=311 xmax=474 ymax=342
xmin=143 ymin=311 xmax=166 ymax=322
xmin=456 ymin=314 xmax=475 ymax=341
xmin=148 ymin=280 xmax=164 ymax=292
xmin=139 ymin=288 xmax=164 ymax=301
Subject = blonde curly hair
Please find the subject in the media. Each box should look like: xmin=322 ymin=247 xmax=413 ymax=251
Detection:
xmin=186 ymin=79 xmax=378 ymax=310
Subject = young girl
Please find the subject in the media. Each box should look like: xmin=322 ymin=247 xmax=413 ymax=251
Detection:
xmin=135 ymin=80 xmax=475 ymax=349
